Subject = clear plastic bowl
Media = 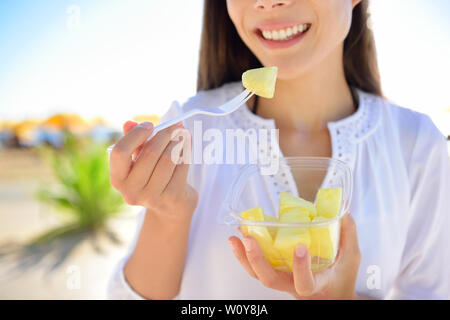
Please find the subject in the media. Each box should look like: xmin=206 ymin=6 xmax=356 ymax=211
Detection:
xmin=220 ymin=157 xmax=353 ymax=273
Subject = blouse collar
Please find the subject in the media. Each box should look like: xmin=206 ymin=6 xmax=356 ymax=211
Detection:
xmin=228 ymin=81 xmax=382 ymax=170
xmin=229 ymin=82 xmax=380 ymax=138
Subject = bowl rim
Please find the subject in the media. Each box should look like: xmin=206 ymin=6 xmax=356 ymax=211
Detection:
xmin=220 ymin=156 xmax=353 ymax=226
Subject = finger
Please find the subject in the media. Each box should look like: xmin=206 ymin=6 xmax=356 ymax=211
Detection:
xmin=126 ymin=123 xmax=183 ymax=190
xmin=110 ymin=122 xmax=154 ymax=183
xmin=144 ymin=138 xmax=182 ymax=195
xmin=163 ymin=128 xmax=192 ymax=194
xmin=228 ymin=236 xmax=258 ymax=279
xmin=242 ymin=236 xmax=292 ymax=291
xmin=123 ymin=120 xmax=138 ymax=134
xmin=123 ymin=121 xmax=141 ymax=160
xmin=336 ymin=213 xmax=361 ymax=268
xmin=292 ymin=244 xmax=316 ymax=296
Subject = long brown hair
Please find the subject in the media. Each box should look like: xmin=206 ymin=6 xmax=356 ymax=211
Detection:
xmin=197 ymin=0 xmax=382 ymax=97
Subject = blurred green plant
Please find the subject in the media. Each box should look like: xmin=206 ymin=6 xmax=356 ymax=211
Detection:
xmin=34 ymin=131 xmax=124 ymax=244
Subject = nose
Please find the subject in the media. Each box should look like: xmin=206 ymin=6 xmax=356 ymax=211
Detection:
xmin=254 ymin=0 xmax=291 ymax=10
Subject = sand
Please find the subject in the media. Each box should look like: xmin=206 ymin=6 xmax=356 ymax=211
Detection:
xmin=0 ymin=149 xmax=139 ymax=299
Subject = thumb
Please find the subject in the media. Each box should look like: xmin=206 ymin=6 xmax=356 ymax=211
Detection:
xmin=292 ymin=244 xmax=315 ymax=296
xmin=336 ymin=213 xmax=361 ymax=268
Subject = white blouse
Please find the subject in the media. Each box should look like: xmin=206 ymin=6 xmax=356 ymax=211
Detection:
xmin=108 ymin=82 xmax=450 ymax=300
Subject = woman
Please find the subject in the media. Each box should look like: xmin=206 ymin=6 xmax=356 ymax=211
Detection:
xmin=108 ymin=0 xmax=449 ymax=299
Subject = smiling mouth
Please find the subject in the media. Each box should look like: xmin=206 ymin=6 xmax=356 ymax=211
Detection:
xmin=257 ymin=23 xmax=311 ymax=41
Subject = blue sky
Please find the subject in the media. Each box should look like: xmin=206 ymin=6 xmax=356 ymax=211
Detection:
xmin=0 ymin=0 xmax=449 ymax=133
xmin=0 ymin=0 xmax=204 ymax=127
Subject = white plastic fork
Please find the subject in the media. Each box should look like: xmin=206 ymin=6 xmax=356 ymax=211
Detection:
xmin=106 ymin=89 xmax=254 ymax=154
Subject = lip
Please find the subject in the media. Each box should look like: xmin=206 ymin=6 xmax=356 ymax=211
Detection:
xmin=255 ymin=25 xmax=310 ymax=50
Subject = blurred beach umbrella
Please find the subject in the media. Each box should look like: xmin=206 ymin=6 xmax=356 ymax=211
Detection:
xmin=0 ymin=120 xmax=18 ymax=131
xmin=12 ymin=119 xmax=42 ymax=146
xmin=132 ymin=115 xmax=160 ymax=125
xmin=37 ymin=114 xmax=90 ymax=147
xmin=90 ymin=117 xmax=107 ymax=126
xmin=0 ymin=114 xmax=122 ymax=148
xmin=0 ymin=119 xmax=41 ymax=148
xmin=42 ymin=113 xmax=90 ymax=133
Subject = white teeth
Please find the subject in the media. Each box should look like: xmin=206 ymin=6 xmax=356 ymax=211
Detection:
xmin=286 ymin=28 xmax=292 ymax=37
xmin=263 ymin=30 xmax=272 ymax=39
xmin=261 ymin=23 xmax=309 ymax=41
xmin=272 ymin=30 xmax=279 ymax=40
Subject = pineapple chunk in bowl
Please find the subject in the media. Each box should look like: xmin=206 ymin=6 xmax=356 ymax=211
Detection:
xmin=221 ymin=157 xmax=352 ymax=273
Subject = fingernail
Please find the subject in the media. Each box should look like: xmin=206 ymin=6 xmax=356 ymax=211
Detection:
xmin=139 ymin=121 xmax=153 ymax=129
xmin=176 ymin=122 xmax=184 ymax=127
xmin=295 ymin=244 xmax=307 ymax=258
xmin=242 ymin=237 xmax=252 ymax=252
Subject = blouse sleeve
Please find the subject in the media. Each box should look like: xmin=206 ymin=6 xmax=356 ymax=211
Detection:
xmin=387 ymin=115 xmax=450 ymax=299
xmin=107 ymin=100 xmax=184 ymax=300
xmin=107 ymin=207 xmax=146 ymax=300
